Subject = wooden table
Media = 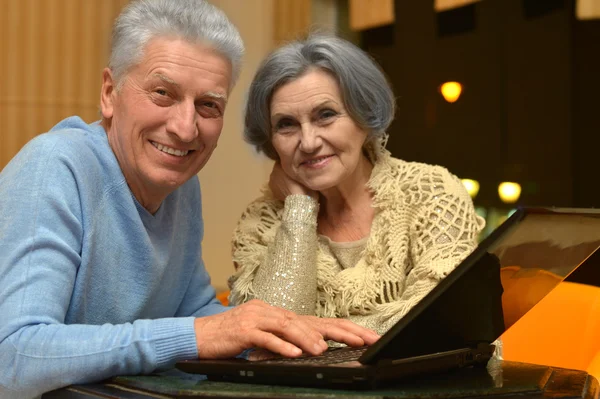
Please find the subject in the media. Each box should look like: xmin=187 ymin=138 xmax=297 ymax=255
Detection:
xmin=42 ymin=359 xmax=599 ymax=399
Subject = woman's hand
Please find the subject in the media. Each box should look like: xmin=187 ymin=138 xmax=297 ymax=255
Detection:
xmin=269 ymin=162 xmax=317 ymax=201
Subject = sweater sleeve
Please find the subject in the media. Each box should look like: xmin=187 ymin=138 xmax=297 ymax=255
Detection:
xmin=344 ymin=172 xmax=485 ymax=335
xmin=229 ymin=194 xmax=319 ymax=315
xmin=0 ymin=138 xmax=199 ymax=398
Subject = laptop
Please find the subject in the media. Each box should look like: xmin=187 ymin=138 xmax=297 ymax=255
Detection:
xmin=177 ymin=207 xmax=600 ymax=389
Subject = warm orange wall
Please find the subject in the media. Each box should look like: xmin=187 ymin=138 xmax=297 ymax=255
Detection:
xmin=0 ymin=0 xmax=130 ymax=170
xmin=198 ymin=0 xmax=274 ymax=291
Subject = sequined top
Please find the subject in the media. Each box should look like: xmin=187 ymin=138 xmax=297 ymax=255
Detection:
xmin=228 ymin=149 xmax=485 ymax=335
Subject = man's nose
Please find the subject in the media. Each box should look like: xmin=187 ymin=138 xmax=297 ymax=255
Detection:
xmin=298 ymin=124 xmax=321 ymax=153
xmin=167 ymin=100 xmax=198 ymax=142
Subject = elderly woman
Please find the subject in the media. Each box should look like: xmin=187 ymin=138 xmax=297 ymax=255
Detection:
xmin=228 ymin=35 xmax=485 ymax=336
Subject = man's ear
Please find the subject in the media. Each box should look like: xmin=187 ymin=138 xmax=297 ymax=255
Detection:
xmin=100 ymin=68 xmax=116 ymax=119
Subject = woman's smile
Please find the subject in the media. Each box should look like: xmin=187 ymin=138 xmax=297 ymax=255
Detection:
xmin=300 ymin=155 xmax=334 ymax=169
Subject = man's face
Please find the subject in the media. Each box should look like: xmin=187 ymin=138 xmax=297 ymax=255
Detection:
xmin=100 ymin=37 xmax=232 ymax=210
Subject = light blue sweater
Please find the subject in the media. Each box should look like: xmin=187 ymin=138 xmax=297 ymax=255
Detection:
xmin=0 ymin=117 xmax=227 ymax=398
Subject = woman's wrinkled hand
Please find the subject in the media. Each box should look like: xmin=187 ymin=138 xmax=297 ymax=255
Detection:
xmin=269 ymin=162 xmax=317 ymax=201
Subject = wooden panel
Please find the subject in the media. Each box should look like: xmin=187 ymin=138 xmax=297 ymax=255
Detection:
xmin=434 ymin=0 xmax=480 ymax=12
xmin=577 ymin=0 xmax=600 ymax=20
xmin=0 ymin=0 xmax=130 ymax=170
xmin=273 ymin=0 xmax=311 ymax=44
xmin=572 ymin=12 xmax=600 ymax=206
xmin=349 ymin=0 xmax=394 ymax=31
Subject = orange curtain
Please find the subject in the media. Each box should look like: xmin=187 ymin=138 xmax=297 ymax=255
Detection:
xmin=0 ymin=0 xmax=130 ymax=170
xmin=273 ymin=0 xmax=311 ymax=45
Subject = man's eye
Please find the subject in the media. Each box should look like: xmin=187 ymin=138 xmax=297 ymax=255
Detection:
xmin=198 ymin=102 xmax=222 ymax=118
xmin=151 ymin=89 xmax=173 ymax=106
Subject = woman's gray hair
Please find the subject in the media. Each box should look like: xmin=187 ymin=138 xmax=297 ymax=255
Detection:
xmin=244 ymin=35 xmax=395 ymax=160
xmin=109 ymin=0 xmax=244 ymax=90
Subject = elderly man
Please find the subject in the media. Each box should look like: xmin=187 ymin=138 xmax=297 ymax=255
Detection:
xmin=0 ymin=0 xmax=378 ymax=397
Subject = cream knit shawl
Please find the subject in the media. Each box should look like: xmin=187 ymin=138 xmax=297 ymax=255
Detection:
xmin=229 ymin=150 xmax=485 ymax=334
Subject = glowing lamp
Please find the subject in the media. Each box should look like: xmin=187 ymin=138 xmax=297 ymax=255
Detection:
xmin=440 ymin=81 xmax=463 ymax=103
xmin=461 ymin=179 xmax=480 ymax=199
xmin=498 ymin=182 xmax=521 ymax=204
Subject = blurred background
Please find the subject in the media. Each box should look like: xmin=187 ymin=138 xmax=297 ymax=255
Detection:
xmin=1 ymin=0 xmax=598 ymax=291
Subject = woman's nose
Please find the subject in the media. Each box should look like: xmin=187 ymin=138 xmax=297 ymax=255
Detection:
xmin=298 ymin=124 xmax=322 ymax=153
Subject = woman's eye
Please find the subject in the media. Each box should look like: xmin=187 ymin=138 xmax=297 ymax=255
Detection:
xmin=319 ymin=109 xmax=337 ymax=120
xmin=274 ymin=119 xmax=295 ymax=132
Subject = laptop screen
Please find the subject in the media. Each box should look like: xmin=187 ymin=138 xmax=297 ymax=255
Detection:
xmin=489 ymin=210 xmax=600 ymax=329
xmin=361 ymin=207 xmax=600 ymax=362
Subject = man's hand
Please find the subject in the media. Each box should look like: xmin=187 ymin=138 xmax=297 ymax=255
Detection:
xmin=269 ymin=162 xmax=317 ymax=201
xmin=194 ymin=299 xmax=379 ymax=359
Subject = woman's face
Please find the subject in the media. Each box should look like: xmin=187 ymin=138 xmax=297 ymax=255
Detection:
xmin=269 ymin=70 xmax=369 ymax=193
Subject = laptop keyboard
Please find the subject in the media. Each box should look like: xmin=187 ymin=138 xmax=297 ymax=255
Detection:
xmin=255 ymin=346 xmax=367 ymax=365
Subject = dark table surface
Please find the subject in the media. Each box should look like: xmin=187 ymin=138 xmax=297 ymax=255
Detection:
xmin=43 ymin=359 xmax=599 ymax=399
